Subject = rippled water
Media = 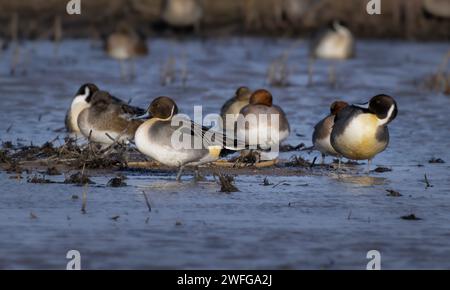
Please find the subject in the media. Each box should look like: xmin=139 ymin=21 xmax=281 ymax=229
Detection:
xmin=0 ymin=38 xmax=449 ymax=269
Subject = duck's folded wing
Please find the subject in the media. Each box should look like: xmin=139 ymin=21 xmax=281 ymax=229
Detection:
xmin=120 ymin=104 xmax=146 ymax=117
xmin=188 ymin=121 xmax=247 ymax=150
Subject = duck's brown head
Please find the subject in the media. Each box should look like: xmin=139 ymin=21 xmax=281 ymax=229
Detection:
xmin=249 ymin=89 xmax=273 ymax=106
xmin=235 ymin=86 xmax=251 ymax=101
xmin=368 ymin=94 xmax=398 ymax=123
xmin=148 ymin=96 xmax=179 ymax=120
xmin=330 ymin=101 xmax=348 ymax=115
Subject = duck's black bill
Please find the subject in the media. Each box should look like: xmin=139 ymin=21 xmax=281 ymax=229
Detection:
xmin=133 ymin=112 xmax=152 ymax=120
xmin=354 ymin=101 xmax=369 ymax=109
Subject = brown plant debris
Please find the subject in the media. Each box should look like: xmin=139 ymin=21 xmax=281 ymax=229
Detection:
xmin=216 ymin=172 xmax=239 ymax=193
xmin=386 ymin=189 xmax=402 ymax=197
xmin=401 ymin=214 xmax=422 ymax=221
xmin=64 ymin=172 xmax=94 ymax=185
xmin=107 ymin=174 xmax=127 ymax=187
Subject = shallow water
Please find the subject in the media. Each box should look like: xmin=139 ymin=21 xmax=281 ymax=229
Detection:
xmin=0 ymin=38 xmax=449 ymax=269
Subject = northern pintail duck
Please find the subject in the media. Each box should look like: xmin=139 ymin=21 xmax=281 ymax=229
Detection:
xmin=423 ymin=0 xmax=450 ymax=18
xmin=312 ymin=100 xmax=349 ymax=163
xmin=161 ymin=0 xmax=203 ymax=30
xmin=330 ymin=94 xmax=398 ymax=171
xmin=135 ymin=96 xmax=242 ymax=181
xmin=235 ymin=89 xmax=290 ymax=155
xmin=311 ymin=20 xmax=355 ymax=60
xmin=65 ymin=83 xmax=99 ymax=134
xmin=105 ymin=24 xmax=148 ymax=79
xmin=77 ymin=90 xmax=145 ymax=145
xmin=220 ymin=86 xmax=252 ymax=128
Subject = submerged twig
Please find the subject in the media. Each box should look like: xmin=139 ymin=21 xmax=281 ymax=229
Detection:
xmin=142 ymin=191 xmax=152 ymax=212
xmin=424 ymin=173 xmax=433 ymax=188
xmin=81 ymin=184 xmax=88 ymax=214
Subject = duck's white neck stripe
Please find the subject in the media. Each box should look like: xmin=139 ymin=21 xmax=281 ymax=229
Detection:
xmin=155 ymin=105 xmax=175 ymax=121
xmin=378 ymin=104 xmax=395 ymax=126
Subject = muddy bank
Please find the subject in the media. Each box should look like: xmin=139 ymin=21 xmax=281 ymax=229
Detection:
xmin=0 ymin=0 xmax=449 ymax=40
xmin=0 ymin=138 xmax=359 ymax=180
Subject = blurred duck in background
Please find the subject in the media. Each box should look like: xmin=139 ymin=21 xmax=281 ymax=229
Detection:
xmin=220 ymin=86 xmax=252 ymax=130
xmin=310 ymin=20 xmax=355 ymax=60
xmin=423 ymin=0 xmax=450 ymax=18
xmin=312 ymin=100 xmax=348 ymax=164
xmin=236 ymin=89 xmax=290 ymax=161
xmin=161 ymin=0 xmax=203 ymax=32
xmin=105 ymin=23 xmax=149 ymax=80
xmin=76 ymin=90 xmax=146 ymax=145
xmin=0 ymin=38 xmax=8 ymax=51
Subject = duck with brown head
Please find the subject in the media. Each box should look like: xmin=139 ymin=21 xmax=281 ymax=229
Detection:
xmin=235 ymin=89 xmax=290 ymax=158
xmin=220 ymin=86 xmax=252 ymax=132
xmin=312 ymin=100 xmax=349 ymax=164
xmin=77 ymin=90 xmax=145 ymax=145
xmin=330 ymin=94 xmax=398 ymax=172
xmin=220 ymin=86 xmax=252 ymax=119
xmin=135 ymin=96 xmax=244 ymax=181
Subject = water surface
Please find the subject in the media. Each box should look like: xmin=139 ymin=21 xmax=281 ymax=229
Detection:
xmin=0 ymin=38 xmax=449 ymax=269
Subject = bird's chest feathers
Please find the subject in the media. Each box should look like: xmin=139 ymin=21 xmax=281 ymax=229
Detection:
xmin=338 ymin=114 xmax=385 ymax=159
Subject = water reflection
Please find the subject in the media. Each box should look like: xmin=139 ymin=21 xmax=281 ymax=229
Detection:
xmin=330 ymin=173 xmax=387 ymax=187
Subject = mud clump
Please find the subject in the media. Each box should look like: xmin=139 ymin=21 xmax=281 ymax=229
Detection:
xmin=27 ymin=175 xmax=54 ymax=184
xmin=373 ymin=167 xmax=392 ymax=173
xmin=285 ymin=155 xmax=311 ymax=167
xmin=216 ymin=172 xmax=239 ymax=193
xmin=107 ymin=174 xmax=127 ymax=187
xmin=401 ymin=214 xmax=422 ymax=221
xmin=386 ymin=189 xmax=402 ymax=197
xmin=235 ymin=150 xmax=261 ymax=164
xmin=64 ymin=172 xmax=94 ymax=185
xmin=428 ymin=158 xmax=445 ymax=164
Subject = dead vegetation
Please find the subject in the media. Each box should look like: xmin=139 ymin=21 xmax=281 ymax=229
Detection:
xmin=266 ymin=40 xmax=302 ymax=87
xmin=372 ymin=167 xmax=392 ymax=173
xmin=401 ymin=214 xmax=422 ymax=221
xmin=107 ymin=174 xmax=127 ymax=187
xmin=424 ymin=51 xmax=450 ymax=95
xmin=386 ymin=189 xmax=402 ymax=197
xmin=0 ymin=137 xmax=131 ymax=173
xmin=215 ymin=172 xmax=239 ymax=193
xmin=285 ymin=155 xmax=311 ymax=167
xmin=64 ymin=172 xmax=94 ymax=185
xmin=0 ymin=135 xmax=390 ymax=181
xmin=27 ymin=174 xmax=54 ymax=184
xmin=428 ymin=157 xmax=445 ymax=164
